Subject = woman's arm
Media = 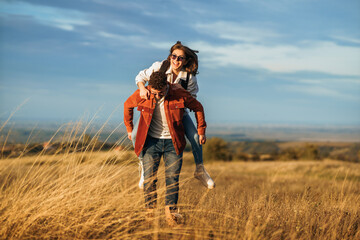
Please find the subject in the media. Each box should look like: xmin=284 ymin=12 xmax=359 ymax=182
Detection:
xmin=137 ymin=81 xmax=149 ymax=99
xmin=186 ymin=74 xmax=199 ymax=98
xmin=135 ymin=61 xmax=163 ymax=99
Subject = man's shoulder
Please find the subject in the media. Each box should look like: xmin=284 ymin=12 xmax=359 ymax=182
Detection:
xmin=125 ymin=89 xmax=143 ymax=104
xmin=129 ymin=88 xmax=141 ymax=98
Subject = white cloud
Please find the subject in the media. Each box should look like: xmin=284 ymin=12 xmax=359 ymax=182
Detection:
xmin=280 ymin=84 xmax=358 ymax=101
xmin=278 ymin=75 xmax=360 ymax=100
xmin=189 ymin=40 xmax=360 ymax=76
xmin=114 ymin=22 xmax=148 ymax=34
xmin=297 ymin=78 xmax=360 ymax=85
xmin=56 ymin=24 xmax=74 ymax=31
xmin=97 ymin=31 xmax=142 ymax=43
xmin=149 ymin=41 xmax=174 ymax=50
xmin=194 ymin=21 xmax=280 ymax=43
xmin=191 ymin=21 xmax=360 ymax=76
xmin=92 ymin=0 xmax=170 ymax=18
xmin=0 ymin=1 xmax=90 ymax=31
xmin=331 ymin=36 xmax=360 ymax=45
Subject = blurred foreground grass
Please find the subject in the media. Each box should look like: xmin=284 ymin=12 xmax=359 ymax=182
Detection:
xmin=0 ymin=150 xmax=359 ymax=239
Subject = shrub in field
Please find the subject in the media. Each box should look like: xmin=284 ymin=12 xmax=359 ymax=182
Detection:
xmin=234 ymin=147 xmax=249 ymax=161
xmin=329 ymin=145 xmax=360 ymax=163
xmin=278 ymin=147 xmax=298 ymax=161
xmin=298 ymin=144 xmax=320 ymax=160
xmin=203 ymin=137 xmax=232 ymax=161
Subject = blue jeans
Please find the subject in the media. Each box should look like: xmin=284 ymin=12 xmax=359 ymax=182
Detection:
xmin=131 ymin=113 xmax=203 ymax=165
xmin=142 ymin=136 xmax=183 ymax=209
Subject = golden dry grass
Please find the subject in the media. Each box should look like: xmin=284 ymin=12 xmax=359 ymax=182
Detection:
xmin=1 ymin=145 xmax=359 ymax=239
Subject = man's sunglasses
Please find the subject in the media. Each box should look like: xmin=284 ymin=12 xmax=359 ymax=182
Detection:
xmin=171 ymin=54 xmax=186 ymax=62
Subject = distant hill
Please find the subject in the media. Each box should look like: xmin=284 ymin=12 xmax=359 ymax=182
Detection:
xmin=1 ymin=121 xmax=359 ymax=144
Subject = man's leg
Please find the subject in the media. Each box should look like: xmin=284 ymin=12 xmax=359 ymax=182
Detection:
xmin=163 ymin=139 xmax=183 ymax=226
xmin=142 ymin=136 xmax=162 ymax=209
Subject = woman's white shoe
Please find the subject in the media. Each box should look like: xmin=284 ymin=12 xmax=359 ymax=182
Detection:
xmin=194 ymin=164 xmax=215 ymax=189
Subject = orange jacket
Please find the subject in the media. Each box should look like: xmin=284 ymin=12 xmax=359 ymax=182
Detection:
xmin=124 ymin=83 xmax=206 ymax=156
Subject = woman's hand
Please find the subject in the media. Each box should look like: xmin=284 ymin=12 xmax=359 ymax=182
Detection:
xmin=139 ymin=88 xmax=150 ymax=99
xmin=138 ymin=82 xmax=150 ymax=99
xmin=127 ymin=132 xmax=132 ymax=141
xmin=199 ymin=135 xmax=206 ymax=145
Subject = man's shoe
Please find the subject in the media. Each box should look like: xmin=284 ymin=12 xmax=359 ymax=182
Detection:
xmin=194 ymin=164 xmax=215 ymax=189
xmin=165 ymin=207 xmax=183 ymax=227
xmin=138 ymin=160 xmax=144 ymax=189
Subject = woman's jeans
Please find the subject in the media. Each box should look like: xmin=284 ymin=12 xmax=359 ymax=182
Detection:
xmin=142 ymin=136 xmax=183 ymax=209
xmin=131 ymin=113 xmax=203 ymax=165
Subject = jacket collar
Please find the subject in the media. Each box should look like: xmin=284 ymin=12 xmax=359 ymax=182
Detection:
xmin=166 ymin=65 xmax=187 ymax=79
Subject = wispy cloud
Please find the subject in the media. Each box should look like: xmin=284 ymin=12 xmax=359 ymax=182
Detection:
xmin=277 ymin=74 xmax=360 ymax=101
xmin=191 ymin=20 xmax=360 ymax=76
xmin=189 ymin=40 xmax=360 ymax=76
xmin=114 ymin=22 xmax=148 ymax=34
xmin=234 ymin=0 xmax=301 ymax=12
xmin=194 ymin=21 xmax=280 ymax=43
xmin=97 ymin=31 xmax=143 ymax=44
xmin=297 ymin=78 xmax=360 ymax=85
xmin=0 ymin=1 xmax=90 ymax=31
xmin=149 ymin=41 xmax=174 ymax=50
xmin=92 ymin=0 xmax=171 ymax=18
xmin=331 ymin=36 xmax=360 ymax=45
xmin=280 ymin=84 xmax=358 ymax=101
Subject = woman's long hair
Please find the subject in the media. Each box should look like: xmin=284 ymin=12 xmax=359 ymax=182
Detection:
xmin=167 ymin=41 xmax=199 ymax=75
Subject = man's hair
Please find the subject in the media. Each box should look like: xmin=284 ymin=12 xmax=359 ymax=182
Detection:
xmin=149 ymin=71 xmax=167 ymax=90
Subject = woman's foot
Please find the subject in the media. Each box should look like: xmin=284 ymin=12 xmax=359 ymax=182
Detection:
xmin=165 ymin=206 xmax=183 ymax=227
xmin=194 ymin=164 xmax=215 ymax=189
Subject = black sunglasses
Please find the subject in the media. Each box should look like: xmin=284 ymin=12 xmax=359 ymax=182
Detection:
xmin=171 ymin=54 xmax=186 ymax=62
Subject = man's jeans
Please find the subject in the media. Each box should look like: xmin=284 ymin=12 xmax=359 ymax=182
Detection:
xmin=132 ymin=113 xmax=202 ymax=165
xmin=141 ymin=136 xmax=183 ymax=209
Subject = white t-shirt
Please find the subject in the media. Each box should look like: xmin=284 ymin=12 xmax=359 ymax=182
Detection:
xmin=148 ymin=94 xmax=172 ymax=139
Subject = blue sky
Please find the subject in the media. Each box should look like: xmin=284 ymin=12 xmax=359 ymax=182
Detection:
xmin=0 ymin=0 xmax=359 ymax=125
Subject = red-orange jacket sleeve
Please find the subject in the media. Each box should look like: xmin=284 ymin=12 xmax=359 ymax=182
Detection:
xmin=124 ymin=89 xmax=141 ymax=133
xmin=182 ymin=91 xmax=207 ymax=135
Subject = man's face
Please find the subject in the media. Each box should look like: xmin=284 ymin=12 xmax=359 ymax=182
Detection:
xmin=149 ymin=86 xmax=167 ymax=100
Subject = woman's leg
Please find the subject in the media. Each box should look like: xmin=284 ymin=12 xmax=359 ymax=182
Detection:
xmin=132 ymin=119 xmax=145 ymax=189
xmin=182 ymin=113 xmax=203 ymax=165
xmin=131 ymin=119 xmax=139 ymax=147
xmin=182 ymin=113 xmax=215 ymax=189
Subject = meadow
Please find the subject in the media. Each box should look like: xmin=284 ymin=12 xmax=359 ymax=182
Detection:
xmin=1 ymin=146 xmax=359 ymax=239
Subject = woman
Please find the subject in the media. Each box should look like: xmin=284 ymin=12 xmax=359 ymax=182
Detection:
xmin=133 ymin=41 xmax=215 ymax=189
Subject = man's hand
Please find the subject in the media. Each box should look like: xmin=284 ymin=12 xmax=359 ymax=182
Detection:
xmin=199 ymin=135 xmax=206 ymax=145
xmin=127 ymin=132 xmax=132 ymax=141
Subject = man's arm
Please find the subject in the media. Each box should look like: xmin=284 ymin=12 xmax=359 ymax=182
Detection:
xmin=124 ymin=89 xmax=141 ymax=138
xmin=182 ymin=91 xmax=207 ymax=142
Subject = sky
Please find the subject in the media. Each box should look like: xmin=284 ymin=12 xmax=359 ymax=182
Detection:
xmin=0 ymin=0 xmax=360 ymax=126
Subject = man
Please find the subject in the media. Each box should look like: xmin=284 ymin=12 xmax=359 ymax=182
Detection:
xmin=124 ymin=71 xmax=207 ymax=226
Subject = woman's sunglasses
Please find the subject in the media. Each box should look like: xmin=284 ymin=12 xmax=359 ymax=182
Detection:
xmin=171 ymin=54 xmax=186 ymax=62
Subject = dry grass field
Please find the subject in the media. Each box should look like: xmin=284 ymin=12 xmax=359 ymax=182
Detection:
xmin=0 ymin=146 xmax=359 ymax=240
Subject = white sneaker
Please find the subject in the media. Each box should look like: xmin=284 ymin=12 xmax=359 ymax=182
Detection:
xmin=194 ymin=164 xmax=215 ymax=189
xmin=138 ymin=160 xmax=144 ymax=189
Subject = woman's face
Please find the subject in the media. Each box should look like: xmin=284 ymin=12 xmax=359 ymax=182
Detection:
xmin=170 ymin=49 xmax=187 ymax=73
